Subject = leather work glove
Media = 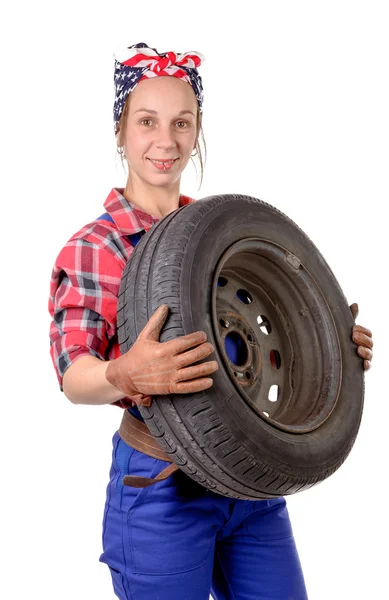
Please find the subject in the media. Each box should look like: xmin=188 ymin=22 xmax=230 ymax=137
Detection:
xmin=105 ymin=304 xmax=219 ymax=407
xmin=350 ymin=303 xmax=373 ymax=371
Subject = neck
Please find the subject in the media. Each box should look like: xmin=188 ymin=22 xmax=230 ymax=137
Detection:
xmin=123 ymin=173 xmax=181 ymax=219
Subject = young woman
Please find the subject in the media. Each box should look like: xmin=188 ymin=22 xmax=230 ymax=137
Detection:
xmin=48 ymin=42 xmax=374 ymax=600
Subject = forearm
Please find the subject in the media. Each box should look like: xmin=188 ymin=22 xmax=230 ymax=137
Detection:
xmin=62 ymin=355 xmax=127 ymax=405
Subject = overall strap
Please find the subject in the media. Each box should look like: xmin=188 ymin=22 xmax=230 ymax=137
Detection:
xmin=96 ymin=210 xmax=178 ymax=488
xmin=97 ymin=211 xmax=145 ymax=423
xmin=97 ymin=212 xmax=145 ymax=247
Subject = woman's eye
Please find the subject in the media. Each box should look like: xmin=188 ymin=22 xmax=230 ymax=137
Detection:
xmin=139 ymin=119 xmax=189 ymax=128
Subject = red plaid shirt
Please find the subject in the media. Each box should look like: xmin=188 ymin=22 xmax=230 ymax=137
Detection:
xmin=48 ymin=187 xmax=195 ymax=408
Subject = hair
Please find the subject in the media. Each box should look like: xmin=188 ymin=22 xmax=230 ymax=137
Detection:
xmin=116 ymin=91 xmax=207 ymax=189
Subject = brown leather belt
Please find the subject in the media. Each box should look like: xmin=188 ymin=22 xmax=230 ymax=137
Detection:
xmin=118 ymin=409 xmax=179 ymax=488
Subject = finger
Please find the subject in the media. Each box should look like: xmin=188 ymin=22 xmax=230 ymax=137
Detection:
xmin=357 ymin=346 xmax=373 ymax=361
xmin=353 ymin=324 xmax=373 ymax=337
xmin=160 ymin=331 xmax=208 ymax=356
xmin=172 ymin=378 xmax=214 ymax=394
xmin=138 ymin=396 xmax=152 ymax=407
xmin=138 ymin=305 xmax=169 ymax=341
xmin=129 ymin=393 xmax=152 ymax=407
xmin=174 ymin=342 xmax=215 ymax=368
xmin=176 ymin=360 xmax=219 ymax=382
xmin=364 ymin=360 xmax=371 ymax=371
xmin=352 ymin=331 xmax=374 ymax=349
xmin=349 ymin=302 xmax=359 ymax=320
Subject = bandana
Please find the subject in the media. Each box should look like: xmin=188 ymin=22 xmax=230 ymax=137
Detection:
xmin=113 ymin=42 xmax=205 ymax=135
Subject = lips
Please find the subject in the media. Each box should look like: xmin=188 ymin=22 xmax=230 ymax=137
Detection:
xmin=148 ymin=158 xmax=178 ymax=163
xmin=147 ymin=158 xmax=179 ymax=171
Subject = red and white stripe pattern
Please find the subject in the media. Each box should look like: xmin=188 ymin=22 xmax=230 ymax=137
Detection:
xmin=114 ymin=46 xmax=203 ymax=73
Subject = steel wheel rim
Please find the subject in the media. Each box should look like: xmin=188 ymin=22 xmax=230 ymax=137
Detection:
xmin=211 ymin=238 xmax=342 ymax=434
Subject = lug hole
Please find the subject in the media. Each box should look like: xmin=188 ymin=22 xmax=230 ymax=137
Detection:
xmin=217 ymin=276 xmax=228 ymax=287
xmin=220 ymin=319 xmax=228 ymax=328
xmin=268 ymin=385 xmax=279 ymax=402
xmin=245 ymin=371 xmax=251 ymax=379
xmin=257 ymin=315 xmax=272 ymax=335
xmin=270 ymin=350 xmax=281 ymax=370
xmin=236 ymin=289 xmax=253 ymax=304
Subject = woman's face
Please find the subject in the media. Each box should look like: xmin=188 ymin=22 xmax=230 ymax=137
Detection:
xmin=121 ymin=76 xmax=199 ymax=188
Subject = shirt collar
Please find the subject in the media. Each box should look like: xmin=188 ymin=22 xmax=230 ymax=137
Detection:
xmin=103 ymin=187 xmax=195 ymax=236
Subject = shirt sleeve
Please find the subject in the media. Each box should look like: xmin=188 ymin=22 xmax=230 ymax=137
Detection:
xmin=48 ymin=236 xmax=123 ymax=391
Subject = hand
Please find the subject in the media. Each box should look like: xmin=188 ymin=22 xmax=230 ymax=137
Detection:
xmin=105 ymin=305 xmax=218 ymax=407
xmin=350 ymin=303 xmax=373 ymax=371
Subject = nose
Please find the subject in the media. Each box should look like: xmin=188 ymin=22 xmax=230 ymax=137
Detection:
xmin=155 ymin=124 xmax=177 ymax=152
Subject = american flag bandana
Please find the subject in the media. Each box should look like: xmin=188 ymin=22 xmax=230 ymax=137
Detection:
xmin=113 ymin=42 xmax=205 ymax=135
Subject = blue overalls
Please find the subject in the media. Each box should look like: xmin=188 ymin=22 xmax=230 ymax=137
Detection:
xmin=97 ymin=213 xmax=308 ymax=599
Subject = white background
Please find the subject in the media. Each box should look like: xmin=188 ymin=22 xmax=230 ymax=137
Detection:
xmin=1 ymin=1 xmax=388 ymax=598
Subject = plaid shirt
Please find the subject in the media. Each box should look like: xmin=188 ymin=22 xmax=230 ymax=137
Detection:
xmin=48 ymin=187 xmax=195 ymax=409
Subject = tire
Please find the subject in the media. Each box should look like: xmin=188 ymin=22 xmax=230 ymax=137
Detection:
xmin=117 ymin=194 xmax=364 ymax=500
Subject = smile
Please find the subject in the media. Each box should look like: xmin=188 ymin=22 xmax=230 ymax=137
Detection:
xmin=147 ymin=158 xmax=179 ymax=171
